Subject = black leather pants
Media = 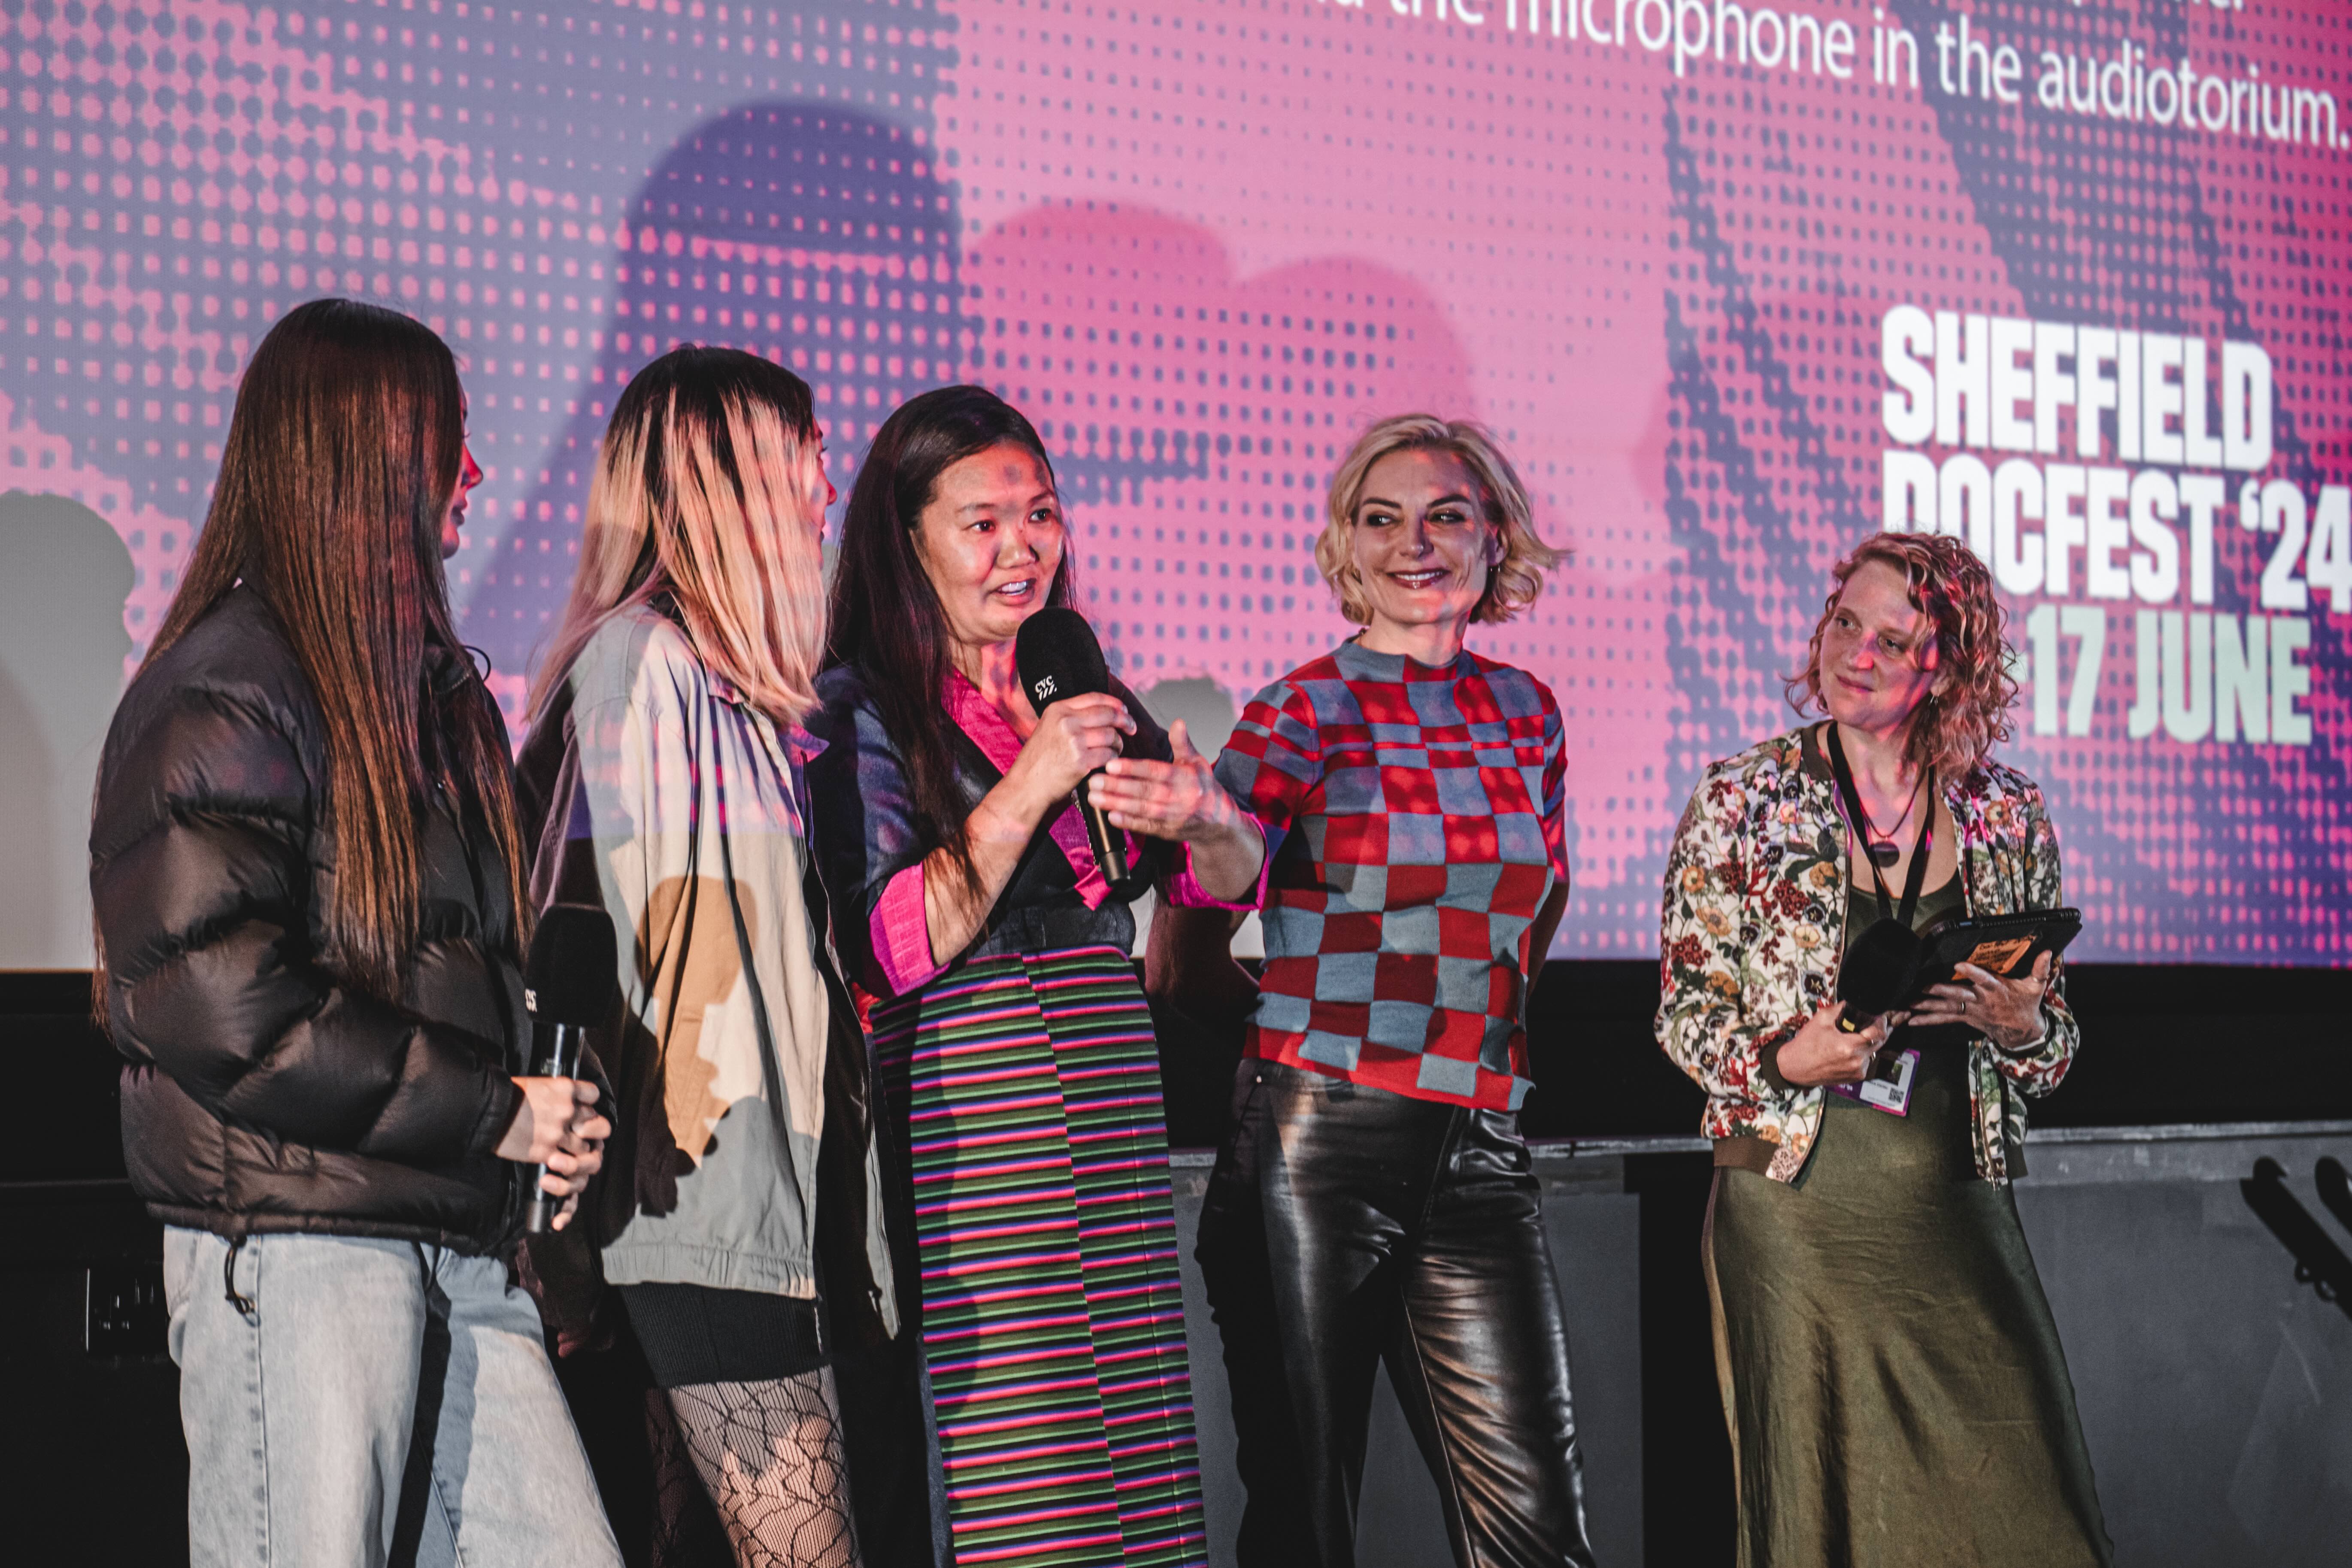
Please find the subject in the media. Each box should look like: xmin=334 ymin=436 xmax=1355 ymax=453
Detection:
xmin=1197 ymin=1059 xmax=1598 ymax=1568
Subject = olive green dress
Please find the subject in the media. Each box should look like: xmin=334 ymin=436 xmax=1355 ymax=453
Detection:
xmin=1703 ymin=874 xmax=2113 ymax=1568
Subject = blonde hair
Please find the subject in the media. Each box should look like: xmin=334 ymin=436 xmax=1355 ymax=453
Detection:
xmin=1315 ymin=414 xmax=1564 ymax=626
xmin=533 ymin=347 xmax=827 ymax=729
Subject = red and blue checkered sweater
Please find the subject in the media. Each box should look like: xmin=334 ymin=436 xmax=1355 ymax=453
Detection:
xmin=1214 ymin=639 xmax=1570 ymax=1112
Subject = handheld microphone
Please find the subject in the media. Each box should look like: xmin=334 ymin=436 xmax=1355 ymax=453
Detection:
xmin=1835 ymin=919 xmax=1920 ymax=1036
xmin=521 ymin=904 xmax=618 ymax=1234
xmin=1014 ymin=607 xmax=1137 ymax=892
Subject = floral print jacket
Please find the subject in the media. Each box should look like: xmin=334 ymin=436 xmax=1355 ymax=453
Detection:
xmin=1655 ymin=726 xmax=2080 ymax=1184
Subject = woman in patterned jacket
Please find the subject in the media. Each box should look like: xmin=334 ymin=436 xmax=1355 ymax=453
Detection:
xmin=519 ymin=347 xmax=907 ymax=1566
xmin=1656 ymin=531 xmax=2111 ymax=1566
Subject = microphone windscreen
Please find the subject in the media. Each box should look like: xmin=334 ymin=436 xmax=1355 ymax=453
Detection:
xmin=1014 ymin=607 xmax=1110 ymax=713
xmin=1836 ymin=918 xmax=1920 ymax=1021
xmin=525 ymin=903 xmax=618 ymax=1027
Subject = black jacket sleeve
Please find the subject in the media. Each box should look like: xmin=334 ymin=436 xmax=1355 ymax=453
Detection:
xmin=92 ymin=686 xmax=518 ymax=1168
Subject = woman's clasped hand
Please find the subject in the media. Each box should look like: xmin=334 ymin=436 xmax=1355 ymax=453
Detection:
xmin=492 ymin=1077 xmax=610 ymax=1223
xmin=1772 ymin=1000 xmax=1897 ymax=1088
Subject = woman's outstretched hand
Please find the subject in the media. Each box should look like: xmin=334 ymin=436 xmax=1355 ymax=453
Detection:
xmin=1089 ymin=722 xmax=1266 ymax=903
xmin=1090 ymin=720 xmax=1246 ymax=841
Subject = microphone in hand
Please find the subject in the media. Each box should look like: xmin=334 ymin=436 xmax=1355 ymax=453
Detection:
xmin=521 ymin=904 xmax=618 ymax=1234
xmin=1015 ymin=607 xmax=1139 ymax=892
xmin=1835 ymin=918 xmax=1920 ymax=1037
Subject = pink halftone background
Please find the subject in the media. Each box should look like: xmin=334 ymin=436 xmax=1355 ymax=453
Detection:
xmin=2 ymin=0 xmax=2344 ymax=960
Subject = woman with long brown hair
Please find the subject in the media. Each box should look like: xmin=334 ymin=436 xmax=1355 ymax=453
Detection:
xmin=519 ymin=346 xmax=909 ymax=1567
xmin=803 ymin=385 xmax=1264 ymax=1568
xmin=88 ymin=298 xmax=618 ymax=1566
xmin=1656 ymin=531 xmax=2111 ymax=1565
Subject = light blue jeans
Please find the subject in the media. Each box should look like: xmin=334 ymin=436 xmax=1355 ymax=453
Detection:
xmin=164 ymin=1227 xmax=622 ymax=1568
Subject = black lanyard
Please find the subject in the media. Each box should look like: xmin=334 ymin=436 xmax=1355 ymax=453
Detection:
xmin=1825 ymin=724 xmax=1934 ymax=929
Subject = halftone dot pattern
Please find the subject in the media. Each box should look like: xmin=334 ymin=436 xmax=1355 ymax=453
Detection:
xmin=955 ymin=205 xmax=1467 ymax=684
xmin=935 ymin=3 xmax=1681 ymax=950
xmin=1887 ymin=0 xmax=2352 ymax=961
xmin=0 ymin=0 xmax=961 ymax=696
xmin=479 ymin=99 xmax=962 ymax=684
xmin=1635 ymin=3 xmax=2346 ymax=962
xmin=1 ymin=0 xmax=2344 ymax=959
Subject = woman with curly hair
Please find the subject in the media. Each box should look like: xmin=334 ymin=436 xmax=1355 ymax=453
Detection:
xmin=1131 ymin=415 xmax=1597 ymax=1568
xmin=1655 ymin=532 xmax=2112 ymax=1566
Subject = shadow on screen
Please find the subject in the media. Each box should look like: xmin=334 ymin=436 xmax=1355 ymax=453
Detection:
xmin=0 ymin=491 xmax=134 ymax=967
xmin=468 ymin=103 xmax=1474 ymax=711
xmin=467 ymin=102 xmax=1210 ymax=696
xmin=464 ymin=102 xmax=966 ymax=684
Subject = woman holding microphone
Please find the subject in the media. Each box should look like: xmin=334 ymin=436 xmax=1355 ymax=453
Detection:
xmin=1655 ymin=531 xmax=2111 ymax=1565
xmin=1120 ymin=414 xmax=1597 ymax=1568
xmin=805 ymin=385 xmax=1264 ymax=1568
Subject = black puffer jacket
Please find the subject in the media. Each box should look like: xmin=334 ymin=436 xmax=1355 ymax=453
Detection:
xmin=90 ymin=586 xmax=529 ymax=1252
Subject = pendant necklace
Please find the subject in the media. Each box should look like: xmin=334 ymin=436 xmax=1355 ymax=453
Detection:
xmin=1863 ymin=777 xmax=1925 ymax=868
xmin=1828 ymin=724 xmax=1925 ymax=869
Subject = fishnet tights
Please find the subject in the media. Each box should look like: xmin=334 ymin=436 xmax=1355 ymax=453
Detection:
xmin=646 ymin=1369 xmax=861 ymax=1568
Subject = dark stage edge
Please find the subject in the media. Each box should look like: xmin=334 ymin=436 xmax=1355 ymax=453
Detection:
xmin=6 ymin=967 xmax=2352 ymax=1563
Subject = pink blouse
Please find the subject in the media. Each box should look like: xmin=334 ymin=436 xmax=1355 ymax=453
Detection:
xmin=867 ymin=671 xmax=1253 ymax=993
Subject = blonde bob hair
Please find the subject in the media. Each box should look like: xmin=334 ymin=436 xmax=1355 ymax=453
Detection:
xmin=533 ymin=346 xmax=827 ymax=729
xmin=1315 ymin=414 xmax=1564 ymax=625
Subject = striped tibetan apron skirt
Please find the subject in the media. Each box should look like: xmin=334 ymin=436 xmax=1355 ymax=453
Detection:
xmin=868 ymin=945 xmax=1208 ymax=1568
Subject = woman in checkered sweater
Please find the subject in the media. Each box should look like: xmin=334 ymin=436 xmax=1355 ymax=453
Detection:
xmin=1116 ymin=416 xmax=1597 ymax=1568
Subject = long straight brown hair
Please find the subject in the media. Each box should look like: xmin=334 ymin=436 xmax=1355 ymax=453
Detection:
xmin=139 ymin=298 xmax=527 ymax=997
